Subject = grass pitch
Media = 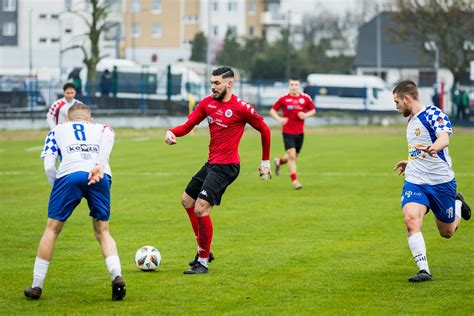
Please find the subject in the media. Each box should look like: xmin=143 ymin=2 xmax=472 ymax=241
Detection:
xmin=0 ymin=126 xmax=473 ymax=314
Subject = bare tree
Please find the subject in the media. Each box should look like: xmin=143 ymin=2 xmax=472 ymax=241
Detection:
xmin=65 ymin=0 xmax=118 ymax=96
xmin=391 ymin=0 xmax=474 ymax=85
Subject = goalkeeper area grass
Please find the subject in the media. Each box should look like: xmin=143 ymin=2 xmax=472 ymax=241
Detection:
xmin=0 ymin=126 xmax=473 ymax=314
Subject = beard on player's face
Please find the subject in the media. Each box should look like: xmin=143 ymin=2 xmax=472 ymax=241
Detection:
xmin=212 ymin=86 xmax=227 ymax=101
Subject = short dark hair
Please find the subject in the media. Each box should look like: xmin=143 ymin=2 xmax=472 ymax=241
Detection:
xmin=212 ymin=67 xmax=234 ymax=79
xmin=393 ymin=80 xmax=419 ymax=100
xmin=289 ymin=77 xmax=300 ymax=82
xmin=63 ymin=82 xmax=76 ymax=92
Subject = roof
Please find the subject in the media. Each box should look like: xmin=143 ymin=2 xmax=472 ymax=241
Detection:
xmin=353 ymin=12 xmax=434 ymax=69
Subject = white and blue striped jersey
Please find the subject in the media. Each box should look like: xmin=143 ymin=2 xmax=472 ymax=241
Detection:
xmin=405 ymin=105 xmax=454 ymax=185
xmin=41 ymin=121 xmax=114 ymax=180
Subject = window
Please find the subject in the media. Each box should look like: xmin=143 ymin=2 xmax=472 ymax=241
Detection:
xmin=132 ymin=23 xmax=140 ymax=37
xmin=39 ymin=37 xmax=47 ymax=43
xmin=51 ymin=14 xmax=59 ymax=19
xmin=2 ymin=21 xmax=15 ymax=36
xmin=51 ymin=38 xmax=60 ymax=43
xmin=152 ymin=0 xmax=161 ymax=12
xmin=131 ymin=0 xmax=140 ymax=13
xmin=152 ymin=23 xmax=161 ymax=37
xmin=228 ymin=1 xmax=237 ymax=11
xmin=317 ymin=86 xmax=367 ymax=99
xmin=39 ymin=13 xmax=47 ymax=19
xmin=65 ymin=28 xmax=72 ymax=34
xmin=212 ymin=1 xmax=218 ymax=11
xmin=3 ymin=0 xmax=16 ymax=12
xmin=247 ymin=2 xmax=256 ymax=14
xmin=65 ymin=0 xmax=72 ymax=11
xmin=212 ymin=25 xmax=218 ymax=36
xmin=249 ymin=26 xmax=255 ymax=36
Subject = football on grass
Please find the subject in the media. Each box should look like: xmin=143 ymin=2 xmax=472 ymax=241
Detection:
xmin=135 ymin=246 xmax=161 ymax=271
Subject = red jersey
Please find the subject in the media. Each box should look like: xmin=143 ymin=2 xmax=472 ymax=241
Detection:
xmin=272 ymin=93 xmax=316 ymax=134
xmin=171 ymin=94 xmax=271 ymax=164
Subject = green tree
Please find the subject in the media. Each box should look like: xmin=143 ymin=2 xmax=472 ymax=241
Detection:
xmin=190 ymin=32 xmax=207 ymax=62
xmin=391 ymin=0 xmax=474 ymax=86
xmin=65 ymin=0 xmax=117 ymax=96
xmin=215 ymin=28 xmax=242 ymax=67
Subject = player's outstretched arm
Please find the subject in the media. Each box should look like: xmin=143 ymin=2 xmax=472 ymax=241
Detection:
xmin=416 ymin=132 xmax=449 ymax=157
xmin=393 ymin=160 xmax=408 ymax=175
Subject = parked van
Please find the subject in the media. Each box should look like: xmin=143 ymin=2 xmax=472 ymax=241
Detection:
xmin=305 ymin=74 xmax=395 ymax=111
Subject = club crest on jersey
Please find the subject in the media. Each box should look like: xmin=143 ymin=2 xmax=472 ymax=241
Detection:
xmin=225 ymin=109 xmax=233 ymax=118
xmin=299 ymin=98 xmax=305 ymax=104
xmin=415 ymin=128 xmax=421 ymax=136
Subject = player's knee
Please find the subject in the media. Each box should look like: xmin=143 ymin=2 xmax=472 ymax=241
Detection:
xmin=404 ymin=218 xmax=422 ymax=235
xmin=181 ymin=194 xmax=194 ymax=209
xmin=194 ymin=200 xmax=210 ymax=217
xmin=439 ymin=229 xmax=455 ymax=239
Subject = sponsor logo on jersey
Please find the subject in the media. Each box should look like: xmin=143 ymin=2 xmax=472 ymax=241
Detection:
xmin=67 ymin=144 xmax=99 ymax=153
xmin=207 ymin=116 xmax=214 ymax=124
xmin=288 ymin=105 xmax=294 ymax=110
xmin=408 ymin=144 xmax=422 ymax=160
xmin=405 ymin=191 xmax=413 ymax=198
xmin=225 ymin=109 xmax=233 ymax=117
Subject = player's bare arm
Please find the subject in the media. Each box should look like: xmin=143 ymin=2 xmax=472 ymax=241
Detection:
xmin=269 ymin=108 xmax=288 ymax=125
xmin=415 ymin=132 xmax=449 ymax=157
xmin=297 ymin=109 xmax=316 ymax=120
xmin=394 ymin=160 xmax=408 ymax=175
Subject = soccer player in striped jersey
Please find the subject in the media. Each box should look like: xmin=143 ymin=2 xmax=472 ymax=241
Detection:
xmin=165 ymin=67 xmax=271 ymax=274
xmin=393 ymin=80 xmax=471 ymax=282
xmin=46 ymin=83 xmax=82 ymax=129
xmin=25 ymin=104 xmax=126 ymax=300
xmin=270 ymin=78 xmax=316 ymax=189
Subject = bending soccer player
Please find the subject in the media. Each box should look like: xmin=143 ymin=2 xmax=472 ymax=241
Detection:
xmin=165 ymin=67 xmax=271 ymax=274
xmin=270 ymin=77 xmax=316 ymax=189
xmin=393 ymin=80 xmax=471 ymax=282
xmin=25 ymin=104 xmax=126 ymax=300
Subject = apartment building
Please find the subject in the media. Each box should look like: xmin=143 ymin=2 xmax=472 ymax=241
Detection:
xmin=122 ymin=0 xmax=269 ymax=65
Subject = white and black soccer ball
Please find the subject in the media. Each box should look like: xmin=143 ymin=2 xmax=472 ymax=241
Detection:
xmin=135 ymin=246 xmax=161 ymax=271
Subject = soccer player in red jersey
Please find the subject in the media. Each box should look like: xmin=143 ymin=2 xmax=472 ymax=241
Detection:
xmin=270 ymin=78 xmax=316 ymax=189
xmin=165 ymin=67 xmax=271 ymax=274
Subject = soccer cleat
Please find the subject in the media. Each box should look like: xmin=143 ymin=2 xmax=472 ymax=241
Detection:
xmin=183 ymin=261 xmax=208 ymax=274
xmin=24 ymin=287 xmax=42 ymax=299
xmin=188 ymin=252 xmax=214 ymax=267
xmin=408 ymin=270 xmax=432 ymax=282
xmin=111 ymin=276 xmax=126 ymax=301
xmin=273 ymin=158 xmax=281 ymax=176
xmin=456 ymin=192 xmax=471 ymax=220
xmin=292 ymin=180 xmax=303 ymax=190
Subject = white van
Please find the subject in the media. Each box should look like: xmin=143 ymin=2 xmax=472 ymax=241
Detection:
xmin=305 ymin=74 xmax=395 ymax=111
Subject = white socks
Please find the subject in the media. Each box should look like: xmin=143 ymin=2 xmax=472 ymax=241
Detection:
xmin=32 ymin=257 xmax=50 ymax=289
xmin=105 ymin=255 xmax=122 ymax=281
xmin=197 ymin=257 xmax=209 ymax=267
xmin=407 ymin=232 xmax=430 ymax=274
xmin=455 ymin=200 xmax=462 ymax=220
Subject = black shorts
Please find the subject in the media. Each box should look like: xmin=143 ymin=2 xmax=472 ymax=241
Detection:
xmin=185 ymin=163 xmax=240 ymax=206
xmin=283 ymin=133 xmax=304 ymax=154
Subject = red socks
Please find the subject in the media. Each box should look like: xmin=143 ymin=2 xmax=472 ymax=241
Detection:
xmin=290 ymin=173 xmax=298 ymax=182
xmin=197 ymin=215 xmax=213 ymax=259
xmin=185 ymin=207 xmax=199 ymax=241
xmin=279 ymin=157 xmax=288 ymax=165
